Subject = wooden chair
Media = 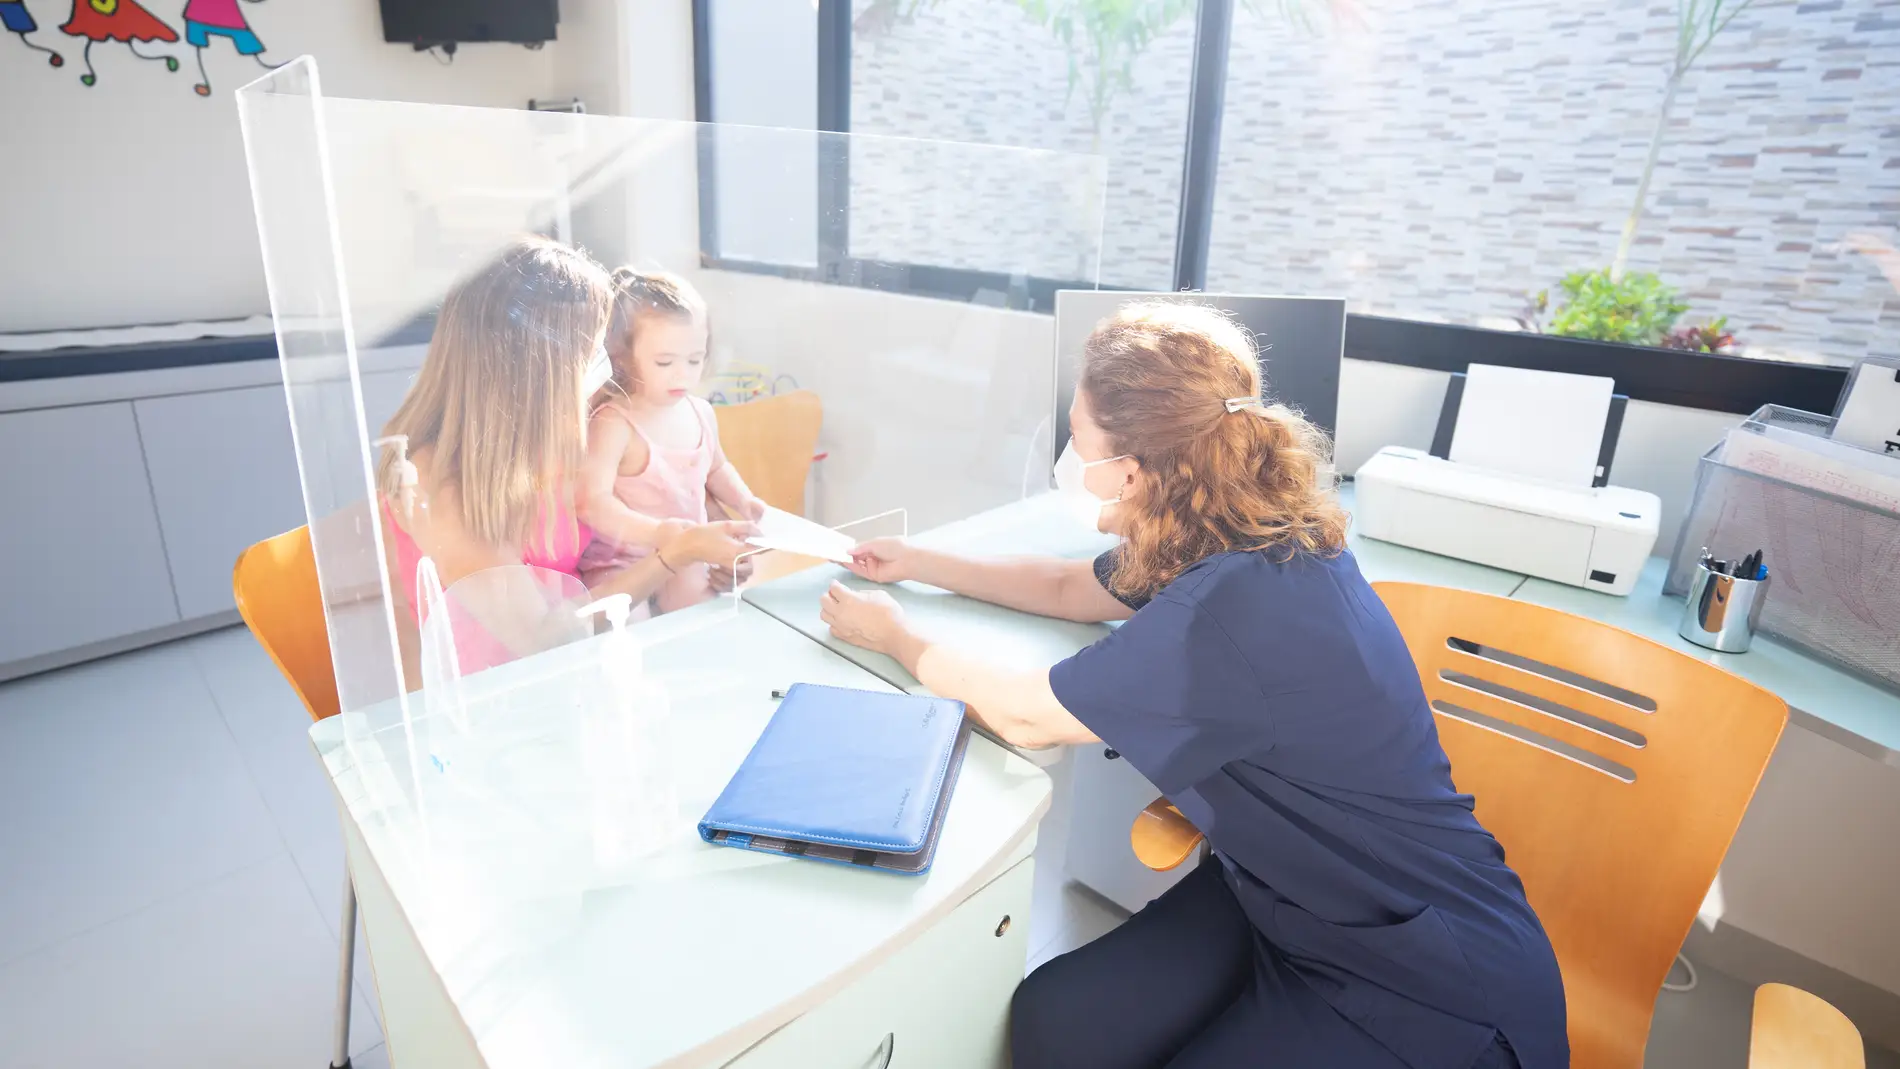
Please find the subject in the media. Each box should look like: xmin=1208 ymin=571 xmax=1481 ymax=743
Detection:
xmin=1129 ymin=581 xmax=1791 ymax=1068
xmin=1749 ymin=983 xmax=1864 ymax=1069
xmin=232 ymin=527 xmax=356 ymax=1069
xmin=712 ymin=389 xmax=824 ymax=517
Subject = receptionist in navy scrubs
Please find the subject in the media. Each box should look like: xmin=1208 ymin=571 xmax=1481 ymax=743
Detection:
xmin=819 ymin=303 xmax=1568 ymax=1069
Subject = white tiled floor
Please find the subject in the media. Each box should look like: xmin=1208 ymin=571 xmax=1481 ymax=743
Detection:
xmin=0 ymin=626 xmax=1893 ymax=1069
xmin=0 ymin=630 xmax=385 ymax=1069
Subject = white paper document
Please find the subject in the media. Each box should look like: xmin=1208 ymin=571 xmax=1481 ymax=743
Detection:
xmin=746 ymin=507 xmax=857 ymax=564
xmin=1448 ymin=364 xmax=1616 ymax=488
xmin=1830 ymin=356 xmax=1900 ymax=457
xmin=1721 ymin=427 xmax=1900 ymax=514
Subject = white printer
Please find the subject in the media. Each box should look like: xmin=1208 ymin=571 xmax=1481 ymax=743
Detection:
xmin=1352 ymin=365 xmax=1661 ymax=596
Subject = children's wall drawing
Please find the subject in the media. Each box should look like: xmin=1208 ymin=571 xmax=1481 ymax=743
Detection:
xmin=181 ymin=0 xmax=276 ymax=96
xmin=4 ymin=0 xmax=64 ymax=66
xmin=5 ymin=0 xmax=277 ymax=96
xmin=60 ymin=0 xmax=180 ymax=86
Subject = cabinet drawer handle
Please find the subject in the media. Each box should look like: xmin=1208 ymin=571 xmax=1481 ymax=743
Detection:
xmin=859 ymin=1032 xmax=894 ymax=1069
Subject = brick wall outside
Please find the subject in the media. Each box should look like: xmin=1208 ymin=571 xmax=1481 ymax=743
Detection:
xmin=848 ymin=0 xmax=1900 ymax=366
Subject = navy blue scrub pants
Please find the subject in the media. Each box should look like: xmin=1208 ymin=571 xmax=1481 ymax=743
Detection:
xmin=1009 ymin=859 xmax=1523 ymax=1069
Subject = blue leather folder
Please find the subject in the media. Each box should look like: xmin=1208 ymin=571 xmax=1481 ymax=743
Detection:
xmin=698 ymin=683 xmax=970 ymax=875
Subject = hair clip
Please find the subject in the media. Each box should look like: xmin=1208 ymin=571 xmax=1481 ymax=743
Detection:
xmin=1224 ymin=396 xmax=1262 ymax=413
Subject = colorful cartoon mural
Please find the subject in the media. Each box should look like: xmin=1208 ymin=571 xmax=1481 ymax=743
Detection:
xmin=181 ymin=0 xmax=273 ymax=96
xmin=60 ymin=0 xmax=180 ymax=86
xmin=3 ymin=0 xmax=64 ymax=66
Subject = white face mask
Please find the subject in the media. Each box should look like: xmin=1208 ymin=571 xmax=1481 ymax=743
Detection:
xmin=582 ymin=339 xmax=613 ymax=398
xmin=1053 ymin=439 xmax=1131 ymax=528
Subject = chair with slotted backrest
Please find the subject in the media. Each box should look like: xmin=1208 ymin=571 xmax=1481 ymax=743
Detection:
xmin=712 ymin=390 xmax=824 ymax=517
xmin=233 ymin=527 xmax=358 ymax=1069
xmin=1373 ymin=581 xmax=1786 ymax=1068
xmin=1129 ymin=580 xmax=1794 ymax=1068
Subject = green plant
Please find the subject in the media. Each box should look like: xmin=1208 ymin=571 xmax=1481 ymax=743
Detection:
xmin=1015 ymin=0 xmax=1356 ymax=149
xmin=1546 ymin=269 xmax=1689 ymax=347
xmin=1609 ymin=0 xmax=1757 ymax=280
xmin=1662 ymin=316 xmax=1738 ymax=353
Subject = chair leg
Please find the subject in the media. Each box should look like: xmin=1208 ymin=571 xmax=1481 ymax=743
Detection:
xmin=331 ymin=870 xmax=357 ymax=1069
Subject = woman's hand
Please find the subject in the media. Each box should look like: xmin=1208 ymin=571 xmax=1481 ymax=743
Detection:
xmin=658 ymin=519 xmax=759 ymax=571
xmin=847 ymin=538 xmax=918 ymax=584
xmin=820 ymin=581 xmax=912 ymax=657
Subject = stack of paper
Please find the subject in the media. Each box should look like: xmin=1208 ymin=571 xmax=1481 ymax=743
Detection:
xmin=746 ymin=507 xmax=857 ymax=565
xmin=1448 ymin=364 xmax=1616 ymax=488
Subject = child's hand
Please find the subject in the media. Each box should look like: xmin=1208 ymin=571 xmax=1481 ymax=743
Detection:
xmin=708 ymin=556 xmax=755 ymax=593
xmin=745 ymin=497 xmax=769 ymax=522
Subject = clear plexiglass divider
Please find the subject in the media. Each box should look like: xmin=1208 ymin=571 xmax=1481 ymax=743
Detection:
xmin=237 ymin=56 xmax=1102 ymax=943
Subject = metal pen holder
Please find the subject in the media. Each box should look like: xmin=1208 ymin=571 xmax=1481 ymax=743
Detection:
xmin=1678 ymin=560 xmax=1770 ymax=654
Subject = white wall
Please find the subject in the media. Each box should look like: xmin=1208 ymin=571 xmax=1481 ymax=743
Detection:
xmin=0 ymin=0 xmax=559 ymax=334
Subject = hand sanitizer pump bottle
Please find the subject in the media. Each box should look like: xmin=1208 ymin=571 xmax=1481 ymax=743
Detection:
xmin=575 ymin=595 xmax=679 ymax=878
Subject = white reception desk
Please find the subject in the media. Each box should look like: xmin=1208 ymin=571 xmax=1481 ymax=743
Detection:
xmin=312 ymin=488 xmax=1900 ymax=1064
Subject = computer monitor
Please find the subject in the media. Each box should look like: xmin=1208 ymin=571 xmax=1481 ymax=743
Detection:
xmin=1051 ymin=291 xmax=1346 ymax=472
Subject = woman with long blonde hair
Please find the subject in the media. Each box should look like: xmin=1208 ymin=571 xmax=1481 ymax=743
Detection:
xmin=821 ymin=304 xmax=1565 ymax=1069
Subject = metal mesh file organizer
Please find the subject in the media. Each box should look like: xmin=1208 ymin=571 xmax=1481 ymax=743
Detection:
xmin=1665 ymin=405 xmax=1900 ymax=691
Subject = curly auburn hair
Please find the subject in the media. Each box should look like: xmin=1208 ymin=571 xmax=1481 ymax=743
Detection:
xmin=1081 ymin=302 xmax=1347 ymax=598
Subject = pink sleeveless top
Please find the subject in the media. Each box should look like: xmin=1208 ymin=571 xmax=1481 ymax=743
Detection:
xmin=383 ymin=496 xmax=591 ymax=674
xmin=577 ymin=397 xmax=726 ymax=612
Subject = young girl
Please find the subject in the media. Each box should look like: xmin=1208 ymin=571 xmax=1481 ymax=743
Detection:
xmin=577 ymin=268 xmax=765 ymax=616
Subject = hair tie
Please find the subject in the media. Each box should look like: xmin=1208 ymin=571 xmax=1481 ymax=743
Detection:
xmin=1224 ymin=396 xmax=1262 ymax=414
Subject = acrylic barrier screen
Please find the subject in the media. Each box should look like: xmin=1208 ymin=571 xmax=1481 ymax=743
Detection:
xmin=238 ymin=64 xmax=1100 ymax=1055
xmin=238 ymin=60 xmax=1104 ymax=729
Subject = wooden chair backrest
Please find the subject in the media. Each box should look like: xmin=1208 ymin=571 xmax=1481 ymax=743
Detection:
xmin=1373 ymin=582 xmax=1787 ymax=1069
xmin=713 ymin=390 xmax=824 ymax=517
xmin=1749 ymin=983 xmax=1864 ymax=1069
xmin=232 ymin=526 xmax=341 ymax=723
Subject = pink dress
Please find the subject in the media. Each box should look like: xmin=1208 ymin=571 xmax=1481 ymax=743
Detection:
xmin=384 ymin=497 xmax=591 ymax=674
xmin=578 ymin=397 xmax=730 ymax=613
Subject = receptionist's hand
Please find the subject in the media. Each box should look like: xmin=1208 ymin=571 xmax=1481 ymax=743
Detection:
xmin=846 ymin=538 xmax=916 ymax=584
xmin=820 ymin=582 xmax=909 ymax=656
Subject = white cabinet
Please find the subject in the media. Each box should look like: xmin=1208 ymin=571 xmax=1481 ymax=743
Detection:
xmin=1066 ymin=747 xmax=1190 ymax=914
xmin=734 ymin=857 xmax=1035 ymax=1069
xmin=135 ymin=386 xmax=307 ymax=620
xmin=0 ymin=403 xmax=180 ymax=664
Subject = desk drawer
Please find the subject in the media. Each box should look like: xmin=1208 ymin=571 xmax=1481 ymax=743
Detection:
xmin=1066 ymin=746 xmax=1190 ymax=914
xmin=731 ymin=857 xmax=1034 ymax=1069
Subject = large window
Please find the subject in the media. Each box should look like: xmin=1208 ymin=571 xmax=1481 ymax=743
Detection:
xmin=1205 ymin=0 xmax=1898 ymax=370
xmin=847 ymin=0 xmax=1197 ymax=289
xmin=693 ymin=0 xmax=1888 ymax=409
xmin=698 ymin=0 xmax=819 ymax=268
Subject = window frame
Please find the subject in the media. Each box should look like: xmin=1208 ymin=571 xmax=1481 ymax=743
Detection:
xmin=689 ymin=0 xmax=1851 ymax=417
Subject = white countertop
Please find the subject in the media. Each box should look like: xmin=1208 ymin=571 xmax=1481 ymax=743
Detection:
xmin=309 ymin=602 xmax=1051 ymax=1069
xmin=745 ymin=486 xmax=1898 ymax=761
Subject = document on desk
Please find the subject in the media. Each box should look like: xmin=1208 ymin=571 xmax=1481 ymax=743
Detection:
xmin=1449 ymin=364 xmax=1615 ymax=487
xmin=747 ymin=507 xmax=858 ymax=565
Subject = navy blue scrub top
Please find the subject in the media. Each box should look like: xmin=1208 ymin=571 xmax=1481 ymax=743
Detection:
xmin=1051 ymin=548 xmax=1568 ymax=1069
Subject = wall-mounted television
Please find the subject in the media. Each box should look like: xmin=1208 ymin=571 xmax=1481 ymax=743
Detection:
xmin=379 ymin=0 xmax=559 ymax=47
